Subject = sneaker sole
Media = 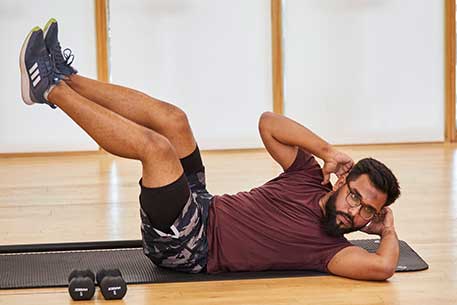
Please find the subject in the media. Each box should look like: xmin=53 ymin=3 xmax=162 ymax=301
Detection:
xmin=19 ymin=27 xmax=40 ymax=106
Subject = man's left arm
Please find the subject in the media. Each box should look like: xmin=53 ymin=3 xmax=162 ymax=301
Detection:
xmin=327 ymin=207 xmax=400 ymax=281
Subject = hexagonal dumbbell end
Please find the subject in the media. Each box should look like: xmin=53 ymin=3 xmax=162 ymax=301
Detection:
xmin=68 ymin=269 xmax=95 ymax=301
xmin=96 ymin=268 xmax=128 ymax=300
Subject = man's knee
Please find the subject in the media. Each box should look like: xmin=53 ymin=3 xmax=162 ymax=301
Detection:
xmin=168 ymin=107 xmax=191 ymax=134
xmin=140 ymin=130 xmax=176 ymax=160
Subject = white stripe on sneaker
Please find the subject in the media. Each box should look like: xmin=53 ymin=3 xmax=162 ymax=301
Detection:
xmin=32 ymin=75 xmax=41 ymax=87
xmin=28 ymin=62 xmax=38 ymax=74
xmin=30 ymin=68 xmax=39 ymax=81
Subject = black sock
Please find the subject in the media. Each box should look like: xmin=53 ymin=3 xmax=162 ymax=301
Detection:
xmin=180 ymin=145 xmax=204 ymax=174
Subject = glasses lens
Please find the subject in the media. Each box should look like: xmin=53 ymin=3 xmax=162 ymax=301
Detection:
xmin=360 ymin=206 xmax=375 ymax=220
xmin=347 ymin=192 xmax=360 ymax=207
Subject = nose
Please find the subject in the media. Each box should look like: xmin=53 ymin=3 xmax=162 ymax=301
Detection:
xmin=347 ymin=205 xmax=361 ymax=217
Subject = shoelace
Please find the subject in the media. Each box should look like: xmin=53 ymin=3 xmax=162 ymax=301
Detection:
xmin=52 ymin=42 xmax=74 ymax=69
xmin=62 ymin=48 xmax=74 ymax=66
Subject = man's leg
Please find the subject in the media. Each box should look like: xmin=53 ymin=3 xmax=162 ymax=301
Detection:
xmin=44 ymin=20 xmax=202 ymax=174
xmin=47 ymin=81 xmax=183 ymax=188
xmin=47 ymin=81 xmax=191 ymax=233
xmin=21 ymin=26 xmax=191 ymax=235
xmin=65 ymin=74 xmax=196 ymax=159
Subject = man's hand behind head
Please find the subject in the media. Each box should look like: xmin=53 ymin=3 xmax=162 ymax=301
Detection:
xmin=321 ymin=150 xmax=354 ymax=185
xmin=360 ymin=207 xmax=395 ymax=236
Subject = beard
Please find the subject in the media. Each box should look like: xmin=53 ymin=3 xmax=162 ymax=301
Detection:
xmin=321 ymin=189 xmax=365 ymax=237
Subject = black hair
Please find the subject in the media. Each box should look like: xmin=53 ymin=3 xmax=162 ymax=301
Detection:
xmin=346 ymin=158 xmax=400 ymax=206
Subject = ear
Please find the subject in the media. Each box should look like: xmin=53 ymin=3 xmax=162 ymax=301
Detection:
xmin=333 ymin=174 xmax=348 ymax=191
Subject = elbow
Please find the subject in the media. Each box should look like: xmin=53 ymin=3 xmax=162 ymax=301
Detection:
xmin=258 ymin=111 xmax=275 ymax=134
xmin=381 ymin=265 xmax=396 ymax=280
xmin=373 ymin=264 xmax=396 ymax=281
xmin=260 ymin=111 xmax=275 ymax=118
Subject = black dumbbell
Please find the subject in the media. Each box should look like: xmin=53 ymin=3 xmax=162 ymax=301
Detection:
xmin=96 ymin=268 xmax=128 ymax=300
xmin=68 ymin=269 xmax=95 ymax=301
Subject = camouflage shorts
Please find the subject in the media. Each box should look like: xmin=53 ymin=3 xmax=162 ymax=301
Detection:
xmin=140 ymin=170 xmax=213 ymax=273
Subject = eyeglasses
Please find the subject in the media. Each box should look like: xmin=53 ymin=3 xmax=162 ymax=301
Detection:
xmin=345 ymin=183 xmax=378 ymax=220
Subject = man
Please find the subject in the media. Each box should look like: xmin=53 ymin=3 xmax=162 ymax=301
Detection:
xmin=19 ymin=19 xmax=400 ymax=281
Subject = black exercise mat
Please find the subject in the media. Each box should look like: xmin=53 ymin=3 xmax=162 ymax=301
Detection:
xmin=0 ymin=239 xmax=428 ymax=289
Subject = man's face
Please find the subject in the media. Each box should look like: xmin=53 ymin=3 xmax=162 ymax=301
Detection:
xmin=322 ymin=174 xmax=387 ymax=237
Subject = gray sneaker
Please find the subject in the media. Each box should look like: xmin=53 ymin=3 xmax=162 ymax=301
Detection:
xmin=19 ymin=26 xmax=62 ymax=108
xmin=43 ymin=18 xmax=77 ymax=76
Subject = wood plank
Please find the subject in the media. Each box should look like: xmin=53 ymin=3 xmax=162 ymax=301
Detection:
xmin=95 ymin=0 xmax=109 ymax=83
xmin=445 ymin=0 xmax=456 ymax=142
xmin=271 ymin=0 xmax=284 ymax=114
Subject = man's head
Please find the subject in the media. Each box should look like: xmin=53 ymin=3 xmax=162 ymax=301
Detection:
xmin=322 ymin=158 xmax=400 ymax=237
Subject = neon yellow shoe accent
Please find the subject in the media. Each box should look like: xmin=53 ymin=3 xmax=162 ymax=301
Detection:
xmin=43 ymin=18 xmax=57 ymax=33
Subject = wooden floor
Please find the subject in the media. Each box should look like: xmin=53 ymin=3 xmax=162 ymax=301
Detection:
xmin=0 ymin=143 xmax=456 ymax=304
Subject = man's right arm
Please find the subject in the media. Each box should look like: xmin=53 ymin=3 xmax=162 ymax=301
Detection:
xmin=258 ymin=112 xmax=335 ymax=169
xmin=258 ymin=112 xmax=353 ymax=182
xmin=327 ymin=207 xmax=400 ymax=281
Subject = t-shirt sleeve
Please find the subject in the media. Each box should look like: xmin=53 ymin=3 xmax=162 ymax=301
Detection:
xmin=284 ymin=148 xmax=321 ymax=173
xmin=321 ymin=239 xmax=353 ymax=273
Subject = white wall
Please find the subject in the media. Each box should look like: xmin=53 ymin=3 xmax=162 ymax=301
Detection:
xmin=2 ymin=1 xmax=444 ymax=153
xmin=0 ymin=0 xmax=98 ymax=153
xmin=109 ymin=0 xmax=273 ymax=149
xmin=283 ymin=0 xmax=444 ymax=144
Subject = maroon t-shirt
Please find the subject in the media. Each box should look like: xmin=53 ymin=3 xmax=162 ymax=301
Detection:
xmin=206 ymin=149 xmax=351 ymax=273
